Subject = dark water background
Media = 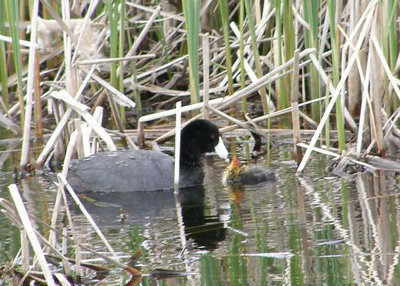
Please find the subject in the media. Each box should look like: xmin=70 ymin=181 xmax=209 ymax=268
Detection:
xmin=1 ymin=136 xmax=400 ymax=285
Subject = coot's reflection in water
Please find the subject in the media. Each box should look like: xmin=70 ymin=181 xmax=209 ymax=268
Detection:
xmin=77 ymin=186 xmax=226 ymax=250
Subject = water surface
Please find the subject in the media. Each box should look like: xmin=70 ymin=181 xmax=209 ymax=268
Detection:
xmin=1 ymin=140 xmax=399 ymax=285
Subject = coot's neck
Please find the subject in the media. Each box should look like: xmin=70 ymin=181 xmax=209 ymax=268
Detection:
xmin=180 ymin=144 xmax=202 ymax=167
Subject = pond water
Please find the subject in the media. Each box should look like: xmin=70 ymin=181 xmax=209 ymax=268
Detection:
xmin=1 ymin=137 xmax=400 ymax=285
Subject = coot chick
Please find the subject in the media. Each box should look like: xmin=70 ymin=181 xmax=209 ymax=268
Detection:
xmin=222 ymin=156 xmax=275 ymax=186
xmin=68 ymin=119 xmax=228 ymax=192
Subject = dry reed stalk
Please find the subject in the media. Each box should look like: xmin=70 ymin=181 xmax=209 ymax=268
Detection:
xmin=174 ymin=101 xmax=181 ymax=191
xmin=297 ymin=143 xmax=340 ymax=159
xmin=20 ymin=0 xmax=39 ymax=169
xmin=106 ymin=92 xmax=127 ymax=147
xmin=75 ymin=54 xmax=155 ymax=66
xmin=88 ymin=71 xmax=136 ymax=108
xmin=71 ymin=0 xmax=100 ymax=62
xmin=61 ymin=0 xmax=77 ymax=97
xmin=308 ymin=53 xmax=358 ymax=133
xmin=0 ymin=110 xmax=19 ymax=133
xmin=139 ymin=97 xmax=225 ymax=124
xmin=291 ymin=50 xmax=302 ymax=164
xmin=207 ymin=105 xmax=264 ymax=137
xmin=48 ymin=129 xmax=78 ymax=252
xmin=60 ymin=181 xmax=83 ymax=277
xmin=0 ymin=34 xmax=39 ymax=48
xmin=40 ymin=0 xmax=74 ymax=38
xmin=356 ymin=42 xmax=372 ymax=156
xmin=58 ymin=174 xmax=117 ymax=258
xmin=127 ymin=2 xmax=184 ymax=22
xmin=220 ymin=89 xmax=334 ymax=135
xmin=36 ymin=66 xmax=95 ymax=166
xmin=49 ymin=90 xmax=116 ymax=152
xmin=9 ymin=184 xmax=56 ymax=286
xmin=21 ymin=230 xmax=29 ymax=272
xmin=118 ymin=5 xmax=161 ymax=76
xmin=347 ymin=1 xmax=362 ymax=116
xmin=369 ymin=38 xmax=384 ymax=155
xmin=371 ymin=36 xmax=400 ymax=105
xmin=34 ymin=52 xmax=43 ymax=140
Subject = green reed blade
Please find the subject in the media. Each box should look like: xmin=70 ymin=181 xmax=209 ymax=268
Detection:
xmin=182 ymin=0 xmax=200 ymax=104
xmin=244 ymin=0 xmax=269 ymax=115
xmin=219 ymin=0 xmax=234 ymax=96
xmin=4 ymin=0 xmax=25 ymax=123
xmin=328 ymin=0 xmax=345 ymax=151
xmin=303 ymin=0 xmax=321 ymax=121
xmin=118 ymin=0 xmax=126 ymax=124
xmin=0 ymin=1 xmax=8 ymax=108
xmin=239 ymin=0 xmax=247 ymax=113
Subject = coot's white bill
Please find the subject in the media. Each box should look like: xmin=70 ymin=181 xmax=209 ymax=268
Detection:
xmin=215 ymin=136 xmax=229 ymax=161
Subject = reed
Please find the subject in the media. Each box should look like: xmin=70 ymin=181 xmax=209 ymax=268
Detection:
xmin=0 ymin=2 xmax=8 ymax=109
xmin=244 ymin=0 xmax=269 ymax=115
xmin=239 ymin=0 xmax=247 ymax=113
xmin=387 ymin=0 xmax=398 ymax=109
xmin=302 ymin=0 xmax=321 ymax=121
xmin=281 ymin=0 xmax=294 ymax=110
xmin=4 ymin=0 xmax=24 ymax=124
xmin=118 ymin=0 xmax=126 ymax=123
xmin=219 ymin=0 xmax=234 ymax=96
xmin=182 ymin=0 xmax=201 ymax=104
xmin=328 ymin=0 xmax=345 ymax=151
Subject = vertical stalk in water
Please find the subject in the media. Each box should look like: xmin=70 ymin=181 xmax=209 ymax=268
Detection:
xmin=4 ymin=0 xmax=25 ymax=124
xmin=324 ymin=76 xmax=331 ymax=152
xmin=328 ymin=0 xmax=345 ymax=151
xmin=244 ymin=0 xmax=269 ymax=115
xmin=182 ymin=0 xmax=201 ymax=104
xmin=118 ymin=0 xmax=126 ymax=124
xmin=281 ymin=0 xmax=294 ymax=110
xmin=387 ymin=0 xmax=398 ymax=109
xmin=303 ymin=0 xmax=321 ymax=121
xmin=219 ymin=0 xmax=234 ymax=96
xmin=239 ymin=0 xmax=247 ymax=113
xmin=0 ymin=1 xmax=8 ymax=109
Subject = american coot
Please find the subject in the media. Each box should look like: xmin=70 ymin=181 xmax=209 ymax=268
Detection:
xmin=222 ymin=156 xmax=275 ymax=186
xmin=67 ymin=119 xmax=228 ymax=192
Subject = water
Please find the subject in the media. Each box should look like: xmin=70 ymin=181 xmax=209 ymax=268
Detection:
xmin=1 ymin=139 xmax=400 ymax=285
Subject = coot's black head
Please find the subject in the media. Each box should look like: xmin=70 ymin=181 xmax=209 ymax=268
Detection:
xmin=180 ymin=119 xmax=228 ymax=166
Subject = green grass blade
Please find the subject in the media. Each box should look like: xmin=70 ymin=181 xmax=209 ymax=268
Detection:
xmin=303 ymin=0 xmax=321 ymax=121
xmin=244 ymin=0 xmax=269 ymax=115
xmin=219 ymin=0 xmax=234 ymax=96
xmin=239 ymin=0 xmax=247 ymax=113
xmin=328 ymin=0 xmax=345 ymax=151
xmin=182 ymin=0 xmax=200 ymax=104
xmin=4 ymin=0 xmax=24 ymax=123
xmin=0 ymin=1 xmax=9 ymax=108
xmin=118 ymin=0 xmax=126 ymax=124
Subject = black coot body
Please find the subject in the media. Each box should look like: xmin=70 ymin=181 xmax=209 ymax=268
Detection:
xmin=67 ymin=119 xmax=228 ymax=192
